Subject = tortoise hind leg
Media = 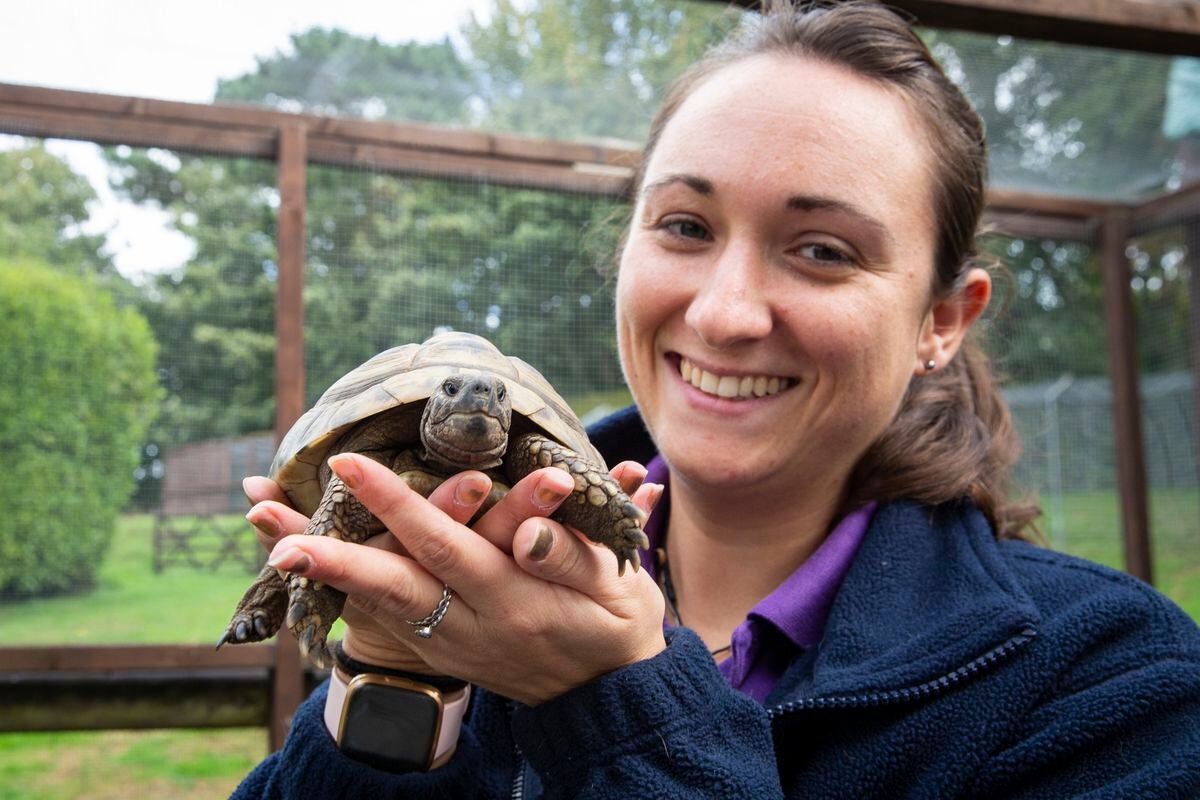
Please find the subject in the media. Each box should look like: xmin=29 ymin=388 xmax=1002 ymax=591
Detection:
xmin=505 ymin=432 xmax=650 ymax=576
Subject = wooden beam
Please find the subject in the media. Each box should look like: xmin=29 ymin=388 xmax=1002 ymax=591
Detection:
xmin=723 ymin=0 xmax=1200 ymax=56
xmin=982 ymin=210 xmax=1098 ymax=241
xmin=271 ymin=123 xmax=308 ymax=752
xmin=0 ymin=643 xmax=274 ymax=672
xmin=986 ymin=188 xmax=1112 ymax=219
xmin=1097 ymin=208 xmax=1154 ymax=583
xmin=0 ymin=83 xmax=640 ymax=171
xmin=0 ymin=669 xmax=270 ymax=732
xmin=1131 ymin=180 xmax=1200 ymax=235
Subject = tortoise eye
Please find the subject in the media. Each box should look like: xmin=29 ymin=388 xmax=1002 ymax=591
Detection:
xmin=443 ymin=380 xmax=459 ymax=396
xmin=497 ymin=385 xmax=506 ymax=400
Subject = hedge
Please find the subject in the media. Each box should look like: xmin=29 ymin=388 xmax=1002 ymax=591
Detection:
xmin=0 ymin=262 xmax=160 ymax=598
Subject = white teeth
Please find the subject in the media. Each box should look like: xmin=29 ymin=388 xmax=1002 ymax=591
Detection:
xmin=679 ymin=357 xmax=792 ymax=401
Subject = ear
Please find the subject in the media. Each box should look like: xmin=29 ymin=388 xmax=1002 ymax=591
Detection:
xmin=916 ymin=267 xmax=991 ymax=374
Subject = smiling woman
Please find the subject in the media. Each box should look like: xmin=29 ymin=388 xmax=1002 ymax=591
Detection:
xmin=231 ymin=3 xmax=1200 ymax=799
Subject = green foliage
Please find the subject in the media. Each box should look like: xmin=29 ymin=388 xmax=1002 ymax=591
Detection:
xmin=463 ymin=0 xmax=740 ymax=141
xmin=215 ymin=27 xmax=474 ymax=125
xmin=0 ymin=145 xmax=116 ymax=278
xmin=0 ymin=262 xmax=160 ymax=598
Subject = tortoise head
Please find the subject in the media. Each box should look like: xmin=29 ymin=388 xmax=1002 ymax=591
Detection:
xmin=420 ymin=370 xmax=513 ymax=470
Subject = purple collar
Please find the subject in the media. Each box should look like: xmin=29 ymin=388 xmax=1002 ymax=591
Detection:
xmin=639 ymin=454 xmax=875 ymax=703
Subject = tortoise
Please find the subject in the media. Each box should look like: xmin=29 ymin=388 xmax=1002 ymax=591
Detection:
xmin=217 ymin=331 xmax=650 ymax=668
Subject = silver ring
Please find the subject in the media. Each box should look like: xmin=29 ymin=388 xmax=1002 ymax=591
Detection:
xmin=405 ymin=584 xmax=453 ymax=639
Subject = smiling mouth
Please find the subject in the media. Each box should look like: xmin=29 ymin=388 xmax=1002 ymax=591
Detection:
xmin=678 ymin=356 xmax=794 ymax=400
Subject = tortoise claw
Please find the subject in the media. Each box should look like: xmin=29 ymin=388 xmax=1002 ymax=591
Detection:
xmin=286 ymin=599 xmax=308 ymax=630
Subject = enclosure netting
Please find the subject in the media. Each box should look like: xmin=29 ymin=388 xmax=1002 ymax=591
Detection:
xmin=0 ymin=131 xmax=277 ymax=645
xmin=0 ymin=7 xmax=1197 ymax=647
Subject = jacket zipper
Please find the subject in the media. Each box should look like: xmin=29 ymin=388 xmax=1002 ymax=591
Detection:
xmin=510 ymin=743 xmax=526 ymax=800
xmin=766 ymin=628 xmax=1037 ymax=719
xmin=507 ymin=700 xmax=527 ymax=800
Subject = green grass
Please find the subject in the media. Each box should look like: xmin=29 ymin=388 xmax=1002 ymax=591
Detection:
xmin=0 ymin=492 xmax=1195 ymax=798
xmin=1044 ymin=489 xmax=1200 ymax=621
xmin=0 ymin=514 xmax=267 ymax=645
xmin=0 ymin=729 xmax=265 ymax=800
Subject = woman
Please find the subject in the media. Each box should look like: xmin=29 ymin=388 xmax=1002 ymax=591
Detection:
xmin=233 ymin=3 xmax=1200 ymax=797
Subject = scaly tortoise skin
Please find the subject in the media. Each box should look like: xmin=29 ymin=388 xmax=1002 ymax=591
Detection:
xmin=217 ymin=332 xmax=649 ymax=668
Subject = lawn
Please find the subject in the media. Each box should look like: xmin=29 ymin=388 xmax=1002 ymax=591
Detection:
xmin=0 ymin=492 xmax=1196 ymax=798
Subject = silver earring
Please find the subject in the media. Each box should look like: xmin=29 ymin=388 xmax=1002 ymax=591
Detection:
xmin=924 ymin=359 xmax=936 ymax=372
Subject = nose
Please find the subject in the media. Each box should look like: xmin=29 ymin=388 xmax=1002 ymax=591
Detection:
xmin=683 ymin=239 xmax=773 ymax=350
xmin=470 ymin=379 xmax=493 ymax=396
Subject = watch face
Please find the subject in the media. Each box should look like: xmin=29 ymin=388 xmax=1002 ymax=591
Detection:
xmin=339 ymin=676 xmax=442 ymax=773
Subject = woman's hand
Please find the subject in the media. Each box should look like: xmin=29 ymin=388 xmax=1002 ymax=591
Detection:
xmin=244 ymin=459 xmax=665 ymax=703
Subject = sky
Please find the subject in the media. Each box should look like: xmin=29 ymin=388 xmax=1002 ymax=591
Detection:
xmin=0 ymin=0 xmax=492 ymax=279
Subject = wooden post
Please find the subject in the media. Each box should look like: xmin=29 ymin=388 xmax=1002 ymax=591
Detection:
xmin=1098 ymin=208 xmax=1153 ymax=584
xmin=271 ymin=123 xmax=308 ymax=750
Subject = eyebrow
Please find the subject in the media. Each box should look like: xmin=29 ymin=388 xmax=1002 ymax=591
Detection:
xmin=639 ymin=173 xmax=714 ymax=199
xmin=786 ymin=194 xmax=895 ymax=247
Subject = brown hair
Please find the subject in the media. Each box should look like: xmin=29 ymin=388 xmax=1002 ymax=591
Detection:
xmin=625 ymin=0 xmax=1039 ymax=539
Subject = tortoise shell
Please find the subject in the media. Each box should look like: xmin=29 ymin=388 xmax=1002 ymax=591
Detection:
xmin=271 ymin=331 xmax=605 ymax=515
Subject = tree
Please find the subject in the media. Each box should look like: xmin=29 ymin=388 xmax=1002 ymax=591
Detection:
xmin=216 ymin=28 xmax=474 ymax=125
xmin=0 ymin=261 xmax=159 ymax=598
xmin=463 ymin=0 xmax=739 ymax=141
xmin=0 ymin=144 xmax=116 ymax=279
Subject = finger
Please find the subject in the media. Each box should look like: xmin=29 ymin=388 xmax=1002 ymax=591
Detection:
xmin=512 ymin=517 xmax=628 ymax=600
xmin=471 ymin=467 xmax=575 ymax=554
xmin=423 ymin=471 xmax=494 ymax=526
xmin=267 ymin=533 xmax=473 ymax=638
xmin=245 ymin=500 xmax=310 ymax=551
xmin=243 ymin=475 xmax=290 ymax=507
xmin=609 ymin=461 xmax=648 ymax=496
xmin=326 ymin=453 xmax=514 ymax=597
xmin=631 ymin=482 xmax=664 ymax=518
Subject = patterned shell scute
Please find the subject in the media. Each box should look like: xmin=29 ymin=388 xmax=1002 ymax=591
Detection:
xmin=271 ymin=332 xmax=603 ymax=515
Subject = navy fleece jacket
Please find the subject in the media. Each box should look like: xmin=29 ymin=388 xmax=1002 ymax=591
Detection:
xmin=232 ymin=406 xmax=1200 ymax=799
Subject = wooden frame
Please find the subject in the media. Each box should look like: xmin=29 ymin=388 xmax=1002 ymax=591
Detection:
xmin=723 ymin=0 xmax=1200 ymax=56
xmin=0 ymin=63 xmax=1187 ymax=738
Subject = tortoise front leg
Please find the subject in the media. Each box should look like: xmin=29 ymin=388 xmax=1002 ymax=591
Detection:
xmin=282 ymin=473 xmax=381 ymax=668
xmin=505 ymin=432 xmax=650 ymax=576
xmin=217 ymin=563 xmax=288 ymax=649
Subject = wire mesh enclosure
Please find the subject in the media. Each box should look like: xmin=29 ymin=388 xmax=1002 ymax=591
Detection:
xmin=0 ymin=2 xmax=1198 ymax=778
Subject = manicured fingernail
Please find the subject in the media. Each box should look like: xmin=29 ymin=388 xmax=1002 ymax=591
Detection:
xmin=534 ymin=482 xmax=569 ymax=510
xmin=268 ymin=547 xmax=311 ymax=574
xmin=455 ymin=478 xmax=487 ymax=506
xmin=246 ymin=508 xmax=283 ymax=538
xmin=647 ymin=484 xmax=665 ymax=512
xmin=328 ymin=454 xmax=361 ymax=490
xmin=528 ymin=526 xmax=553 ymax=561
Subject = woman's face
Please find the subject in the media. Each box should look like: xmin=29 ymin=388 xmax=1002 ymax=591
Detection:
xmin=616 ymin=54 xmax=947 ymax=497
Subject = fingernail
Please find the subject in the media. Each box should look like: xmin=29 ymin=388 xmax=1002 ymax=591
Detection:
xmin=528 ymin=526 xmax=553 ymax=561
xmin=268 ymin=547 xmax=311 ymax=574
xmin=328 ymin=454 xmax=361 ymax=490
xmin=242 ymin=477 xmax=254 ymax=507
xmin=647 ymin=484 xmax=665 ymax=513
xmin=246 ymin=508 xmax=282 ymax=538
xmin=455 ymin=478 xmax=487 ymax=506
xmin=534 ymin=482 xmax=569 ymax=510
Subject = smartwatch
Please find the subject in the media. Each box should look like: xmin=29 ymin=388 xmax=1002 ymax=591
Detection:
xmin=323 ymin=642 xmax=471 ymax=773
